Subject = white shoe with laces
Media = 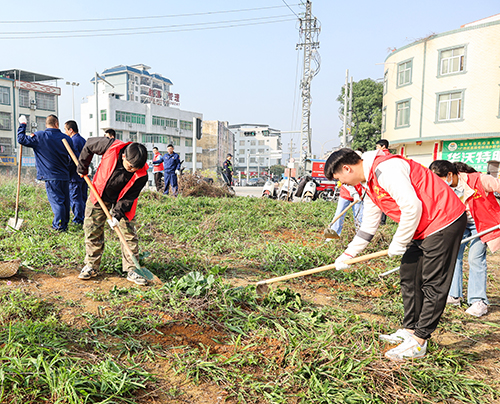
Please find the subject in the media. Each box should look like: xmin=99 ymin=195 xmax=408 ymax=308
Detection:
xmin=465 ymin=301 xmax=488 ymax=317
xmin=379 ymin=329 xmax=412 ymax=344
xmin=385 ymin=337 xmax=427 ymax=361
xmin=446 ymin=296 xmax=461 ymax=306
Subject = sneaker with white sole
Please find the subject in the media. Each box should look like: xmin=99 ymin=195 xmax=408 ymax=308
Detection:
xmin=384 ymin=337 xmax=427 ymax=361
xmin=446 ymin=296 xmax=461 ymax=306
xmin=465 ymin=300 xmax=488 ymax=317
xmin=126 ymin=270 xmax=148 ymax=286
xmin=379 ymin=329 xmax=412 ymax=344
xmin=78 ymin=265 xmax=98 ymax=280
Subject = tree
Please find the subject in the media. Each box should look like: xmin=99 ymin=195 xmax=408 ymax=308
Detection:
xmin=269 ymin=164 xmax=285 ymax=178
xmin=337 ymin=78 xmax=383 ymax=152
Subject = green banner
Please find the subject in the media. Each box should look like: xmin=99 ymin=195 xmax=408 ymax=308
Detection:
xmin=442 ymin=138 xmax=500 ymax=172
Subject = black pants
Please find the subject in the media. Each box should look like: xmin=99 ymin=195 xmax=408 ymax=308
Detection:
xmin=400 ymin=213 xmax=467 ymax=340
xmin=154 ymin=172 xmax=163 ymax=192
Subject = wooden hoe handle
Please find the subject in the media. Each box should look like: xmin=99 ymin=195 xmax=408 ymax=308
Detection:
xmin=328 ymin=199 xmax=360 ymax=227
xmin=256 ymin=250 xmax=389 ymax=287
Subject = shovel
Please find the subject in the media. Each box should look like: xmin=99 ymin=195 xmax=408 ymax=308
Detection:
xmin=324 ymin=199 xmax=360 ymax=239
xmin=7 ymin=145 xmax=24 ymax=231
xmin=378 ymin=223 xmax=500 ymax=278
xmin=256 ymin=249 xmax=388 ymax=295
xmin=62 ymin=139 xmax=161 ymax=285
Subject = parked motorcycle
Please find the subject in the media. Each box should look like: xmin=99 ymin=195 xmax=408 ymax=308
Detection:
xmin=261 ymin=179 xmax=276 ymax=198
xmin=277 ymin=177 xmax=298 ymax=201
xmin=301 ymin=178 xmax=317 ymax=202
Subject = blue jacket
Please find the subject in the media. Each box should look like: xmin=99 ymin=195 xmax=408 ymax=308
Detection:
xmin=69 ymin=133 xmax=86 ymax=182
xmin=17 ymin=123 xmax=74 ymax=181
xmin=153 ymin=152 xmax=181 ymax=173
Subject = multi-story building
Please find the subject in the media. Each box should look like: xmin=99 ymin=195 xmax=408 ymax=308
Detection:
xmin=80 ymin=64 xmax=202 ymax=185
xmin=382 ymin=14 xmax=500 ymax=170
xmin=0 ymin=69 xmax=61 ymax=172
xmin=228 ymin=123 xmax=282 ymax=178
xmin=197 ymin=121 xmax=234 ymax=172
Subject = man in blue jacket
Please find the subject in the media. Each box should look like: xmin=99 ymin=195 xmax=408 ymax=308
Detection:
xmin=17 ymin=114 xmax=74 ymax=231
xmin=153 ymin=144 xmax=181 ymax=196
xmin=64 ymin=120 xmax=88 ymax=225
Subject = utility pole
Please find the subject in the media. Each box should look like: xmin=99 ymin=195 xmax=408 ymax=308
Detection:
xmin=296 ymin=0 xmax=320 ymax=175
xmin=349 ymin=76 xmax=353 ymax=142
xmin=342 ymin=70 xmax=348 ymax=147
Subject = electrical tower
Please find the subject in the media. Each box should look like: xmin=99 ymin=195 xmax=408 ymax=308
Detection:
xmin=296 ymin=0 xmax=320 ymax=174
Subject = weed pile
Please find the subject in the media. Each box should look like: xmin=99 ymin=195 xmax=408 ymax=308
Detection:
xmin=178 ymin=173 xmax=233 ymax=198
xmin=0 ymin=176 xmax=498 ymax=403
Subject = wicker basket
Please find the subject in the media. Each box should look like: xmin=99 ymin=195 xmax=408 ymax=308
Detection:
xmin=0 ymin=260 xmax=20 ymax=278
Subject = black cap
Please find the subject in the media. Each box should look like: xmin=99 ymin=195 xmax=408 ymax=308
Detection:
xmin=227 ymin=153 xmax=233 ymax=157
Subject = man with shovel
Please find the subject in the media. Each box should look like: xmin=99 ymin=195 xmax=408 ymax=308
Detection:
xmin=324 ymin=148 xmax=467 ymax=361
xmin=17 ymin=115 xmax=74 ymax=232
xmin=76 ymin=137 xmax=149 ymax=285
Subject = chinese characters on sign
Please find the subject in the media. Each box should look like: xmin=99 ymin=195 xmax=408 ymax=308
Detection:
xmin=0 ymin=156 xmax=16 ymax=166
xmin=442 ymin=139 xmax=500 ymax=173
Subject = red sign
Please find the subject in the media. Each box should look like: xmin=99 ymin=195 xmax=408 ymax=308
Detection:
xmin=311 ymin=161 xmax=326 ymax=178
xmin=17 ymin=80 xmax=61 ymax=95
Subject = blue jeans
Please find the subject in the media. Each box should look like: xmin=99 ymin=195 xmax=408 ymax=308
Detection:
xmin=45 ymin=180 xmax=70 ymax=231
xmin=449 ymin=222 xmax=488 ymax=305
xmin=331 ymin=197 xmax=363 ymax=235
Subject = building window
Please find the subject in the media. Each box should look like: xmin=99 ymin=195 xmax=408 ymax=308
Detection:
xmin=0 ymin=87 xmax=10 ymax=105
xmin=239 ymin=149 xmax=245 ymax=155
xmin=100 ymin=109 xmax=107 ymax=121
xmin=382 ymin=107 xmax=387 ymax=133
xmin=0 ymin=112 xmax=11 ymax=130
xmin=0 ymin=137 xmax=12 ymax=154
xmin=439 ymin=46 xmax=465 ymax=76
xmin=250 ymin=157 xmax=257 ymax=163
xmin=115 ymin=111 xmax=146 ymax=125
xmin=239 ymin=157 xmax=245 ymax=164
xmin=239 ymin=140 xmax=245 ymax=146
xmin=171 ymin=136 xmax=180 ymax=146
xmin=185 ymin=153 xmax=193 ymax=162
xmin=89 ymin=113 xmax=93 ymax=119
xmin=89 ymin=132 xmax=93 ymax=137
xmin=397 ymin=59 xmax=412 ymax=87
xmin=36 ymin=116 xmax=46 ymax=131
xmin=35 ymin=92 xmax=56 ymax=111
xmin=142 ymin=134 xmax=169 ymax=143
xmin=180 ymin=120 xmax=193 ymax=131
xmin=258 ymin=148 xmax=265 ymax=154
xmin=395 ymin=99 xmax=410 ymax=128
xmin=437 ymin=91 xmax=464 ymax=122
xmin=19 ymin=89 xmax=29 ymax=108
xmin=129 ymin=132 xmax=137 ymax=142
xmin=244 ymin=131 xmax=256 ymax=136
xmin=153 ymin=116 xmax=177 ymax=128
xmin=115 ymin=130 xmax=123 ymax=140
xmin=383 ymin=70 xmax=388 ymax=95
xmin=258 ymin=140 xmax=265 ymax=145
xmin=250 ymin=140 xmax=256 ymax=146
xmin=185 ymin=138 xmax=193 ymax=147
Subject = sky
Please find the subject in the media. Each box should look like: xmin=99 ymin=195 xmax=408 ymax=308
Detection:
xmin=1 ymin=0 xmax=499 ymax=159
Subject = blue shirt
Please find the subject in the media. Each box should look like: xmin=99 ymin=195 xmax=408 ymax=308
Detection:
xmin=17 ymin=123 xmax=73 ymax=181
xmin=69 ymin=133 xmax=86 ymax=182
xmin=153 ymin=152 xmax=181 ymax=173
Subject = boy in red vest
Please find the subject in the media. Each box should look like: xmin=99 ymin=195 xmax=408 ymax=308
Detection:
xmin=76 ymin=137 xmax=149 ymax=285
xmin=152 ymin=147 xmax=164 ymax=192
xmin=324 ymin=148 xmax=466 ymax=360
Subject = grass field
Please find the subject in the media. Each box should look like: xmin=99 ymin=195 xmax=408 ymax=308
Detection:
xmin=0 ymin=176 xmax=498 ymax=403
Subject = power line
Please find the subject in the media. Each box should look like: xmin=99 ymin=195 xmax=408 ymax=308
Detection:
xmin=0 ymin=4 xmax=300 ymax=24
xmin=282 ymin=0 xmax=299 ymax=18
xmin=1 ymin=14 xmax=293 ymax=36
xmin=0 ymin=17 xmax=296 ymax=40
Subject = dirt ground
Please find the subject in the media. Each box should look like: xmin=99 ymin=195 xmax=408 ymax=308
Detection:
xmin=3 ymin=250 xmax=500 ymax=403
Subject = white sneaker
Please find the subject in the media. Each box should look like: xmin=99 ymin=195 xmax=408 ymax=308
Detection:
xmin=379 ymin=329 xmax=412 ymax=344
xmin=465 ymin=301 xmax=488 ymax=317
xmin=446 ymin=296 xmax=461 ymax=306
xmin=78 ymin=265 xmax=98 ymax=280
xmin=385 ymin=337 xmax=427 ymax=361
xmin=126 ymin=270 xmax=148 ymax=286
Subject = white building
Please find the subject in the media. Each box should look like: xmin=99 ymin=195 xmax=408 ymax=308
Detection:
xmin=228 ymin=123 xmax=282 ymax=178
xmin=80 ymin=64 xmax=202 ymax=185
xmin=0 ymin=69 xmax=61 ymax=171
xmin=382 ymin=14 xmax=500 ymax=170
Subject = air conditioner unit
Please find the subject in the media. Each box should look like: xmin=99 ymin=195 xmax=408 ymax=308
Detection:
xmin=31 ymin=122 xmax=37 ymax=128
xmin=30 ymin=100 xmax=36 ymax=110
xmin=162 ymin=126 xmax=167 ymax=130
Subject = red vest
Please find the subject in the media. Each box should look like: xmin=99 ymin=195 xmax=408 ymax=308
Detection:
xmin=339 ymin=184 xmax=363 ymax=201
xmin=153 ymin=152 xmax=164 ymax=172
xmin=91 ymin=141 xmax=148 ymax=221
xmin=464 ymin=172 xmax=500 ymax=244
xmin=366 ymin=153 xmax=465 ymax=240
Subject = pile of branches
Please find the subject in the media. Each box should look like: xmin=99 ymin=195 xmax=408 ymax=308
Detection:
xmin=178 ymin=173 xmax=233 ymax=198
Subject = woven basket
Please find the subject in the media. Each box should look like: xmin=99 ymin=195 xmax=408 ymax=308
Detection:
xmin=0 ymin=260 xmax=20 ymax=278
